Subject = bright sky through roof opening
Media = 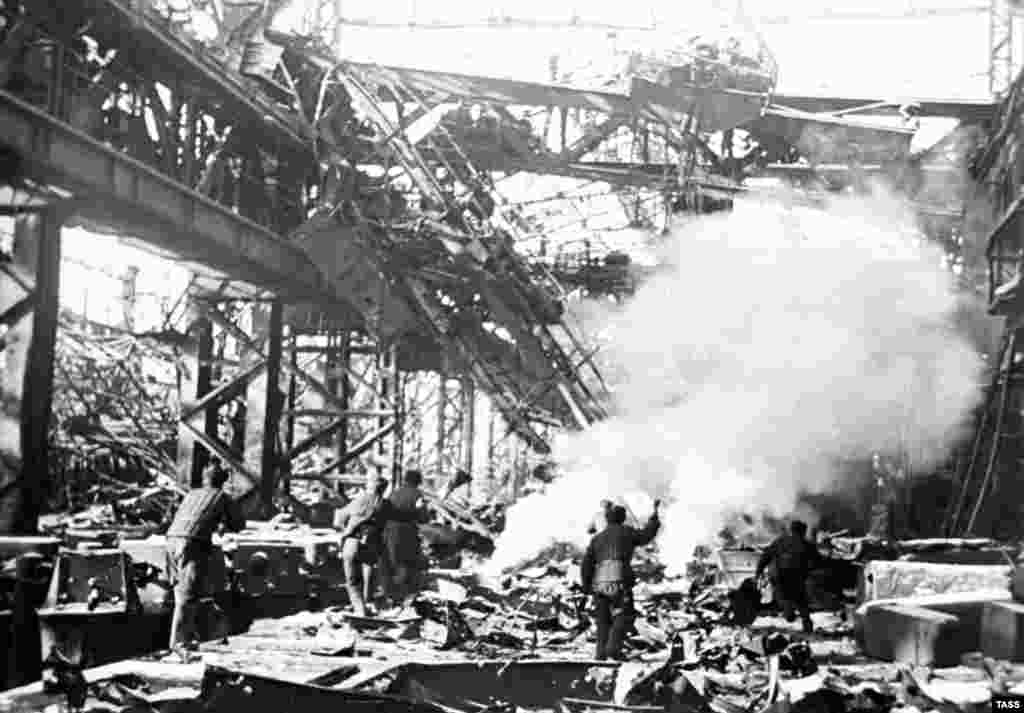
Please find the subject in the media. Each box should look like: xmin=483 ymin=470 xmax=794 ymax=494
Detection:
xmin=272 ymin=0 xmax=1012 ymax=99
xmin=61 ymin=0 xmax=1010 ymax=325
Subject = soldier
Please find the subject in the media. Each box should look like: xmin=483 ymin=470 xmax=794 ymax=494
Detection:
xmin=165 ymin=465 xmax=244 ymax=656
xmin=380 ymin=470 xmax=430 ymax=614
xmin=580 ymin=501 xmax=661 ymax=660
xmin=336 ymin=477 xmax=391 ymax=617
xmin=755 ymin=520 xmax=820 ymax=633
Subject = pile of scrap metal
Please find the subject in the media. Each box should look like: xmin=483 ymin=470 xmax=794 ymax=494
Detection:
xmin=13 ymin=627 xmax=1023 ymax=713
xmin=287 ymin=168 xmax=604 ymax=452
xmin=277 ymin=42 xmax=622 ymax=441
xmin=10 ymin=521 xmax=1024 ymax=712
xmin=626 ymin=30 xmax=776 ymax=95
xmin=0 ymin=485 xmax=510 ymax=676
xmin=38 ymin=474 xmax=186 ymax=537
xmin=686 ymin=539 xmax=859 ymax=616
xmin=825 ymin=537 xmax=1018 ymax=566
xmin=13 ymin=549 xmax=1010 ymax=713
xmin=38 ymin=653 xmax=1005 ymax=713
xmin=50 ymin=316 xmax=184 ymax=515
xmin=91 ymin=2 xmax=604 ymax=453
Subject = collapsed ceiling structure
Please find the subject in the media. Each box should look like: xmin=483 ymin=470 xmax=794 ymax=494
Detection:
xmin=11 ymin=2 xmax=1024 ymax=709
xmin=0 ymin=0 xmax=994 ymax=527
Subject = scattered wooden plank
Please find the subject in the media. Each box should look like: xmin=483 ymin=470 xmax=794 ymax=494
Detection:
xmin=562 ymin=698 xmax=663 ymax=711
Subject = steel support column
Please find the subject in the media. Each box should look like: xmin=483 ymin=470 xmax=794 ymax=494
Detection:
xmin=285 ymin=333 xmax=298 ymax=455
xmin=274 ymin=328 xmax=398 ymax=489
xmin=176 ymin=315 xmax=215 ymax=488
xmin=377 ymin=343 xmax=398 ymax=481
xmin=436 ymin=374 xmax=449 ymax=477
xmin=990 ymin=0 xmax=1016 ymax=98
xmin=0 ymin=207 xmax=64 ymax=534
xmin=259 ymin=300 xmax=284 ymax=515
xmin=461 ymin=376 xmax=476 ymax=490
xmin=486 ymin=404 xmax=497 ymax=484
xmin=329 ymin=331 xmax=352 ymax=465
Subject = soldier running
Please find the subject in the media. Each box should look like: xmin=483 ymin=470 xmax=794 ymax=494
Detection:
xmin=756 ymin=520 xmax=821 ymax=633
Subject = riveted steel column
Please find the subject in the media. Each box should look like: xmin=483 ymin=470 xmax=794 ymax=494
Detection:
xmin=0 ymin=207 xmax=64 ymax=534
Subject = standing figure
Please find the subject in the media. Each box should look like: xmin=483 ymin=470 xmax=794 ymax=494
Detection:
xmin=580 ymin=501 xmax=661 ymax=660
xmin=165 ymin=465 xmax=244 ymax=655
xmin=380 ymin=469 xmax=429 ymax=613
xmin=755 ymin=520 xmax=820 ymax=633
xmin=336 ymin=477 xmax=390 ymax=616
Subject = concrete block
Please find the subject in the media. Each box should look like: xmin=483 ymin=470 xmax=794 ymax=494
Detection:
xmin=861 ymin=560 xmax=1011 ymax=602
xmin=904 ymin=549 xmax=1013 ymax=566
xmin=928 ymin=597 xmax=1010 ymax=652
xmin=982 ymin=601 xmax=1024 ymax=662
xmin=858 ymin=591 xmax=1011 ymax=655
xmin=856 ymin=590 xmax=1011 ymax=618
xmin=861 ymin=603 xmax=964 ymax=667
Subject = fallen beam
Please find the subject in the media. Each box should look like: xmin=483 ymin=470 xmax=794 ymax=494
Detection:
xmin=769 ymin=93 xmax=995 ymax=123
xmin=201 ymin=665 xmax=449 ymax=713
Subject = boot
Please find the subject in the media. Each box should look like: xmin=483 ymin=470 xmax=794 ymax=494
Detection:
xmin=362 ymin=568 xmax=375 ymax=615
xmin=346 ymin=583 xmax=367 ymax=617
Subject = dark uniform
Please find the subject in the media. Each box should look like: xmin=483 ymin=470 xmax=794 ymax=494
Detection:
xmin=756 ymin=522 xmax=820 ymax=633
xmin=165 ymin=481 xmax=243 ymax=650
xmin=380 ymin=480 xmax=428 ymax=608
xmin=580 ymin=506 xmax=660 ymax=660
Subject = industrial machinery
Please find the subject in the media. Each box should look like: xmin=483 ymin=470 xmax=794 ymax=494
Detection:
xmin=120 ymin=536 xmax=229 ymax=614
xmin=224 ymin=530 xmax=336 ymax=598
xmin=35 ymin=549 xmax=154 ymax=667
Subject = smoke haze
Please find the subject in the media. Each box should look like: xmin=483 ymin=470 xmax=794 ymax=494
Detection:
xmin=486 ymin=192 xmax=983 ymax=574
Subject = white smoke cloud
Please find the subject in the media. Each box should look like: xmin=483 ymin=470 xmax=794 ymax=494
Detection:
xmin=487 ymin=192 xmax=983 ymax=575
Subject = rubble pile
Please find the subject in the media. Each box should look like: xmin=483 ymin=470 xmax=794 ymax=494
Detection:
xmin=7 ymin=528 xmax=1024 ymax=713
xmin=10 ymin=482 xmax=1024 ymax=713
xmin=50 ymin=321 xmax=182 ymax=512
xmin=37 ymin=474 xmax=186 ymax=535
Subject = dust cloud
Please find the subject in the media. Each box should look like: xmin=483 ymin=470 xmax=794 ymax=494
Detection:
xmin=486 ymin=192 xmax=983 ymax=575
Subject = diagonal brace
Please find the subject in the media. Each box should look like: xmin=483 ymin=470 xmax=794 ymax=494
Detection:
xmin=181 ymin=420 xmax=259 ymax=487
xmin=313 ymin=420 xmax=395 ymax=476
xmin=180 ymin=360 xmax=267 ymax=423
xmin=285 ymin=417 xmax=348 ymax=461
xmin=202 ymin=304 xmax=361 ymax=414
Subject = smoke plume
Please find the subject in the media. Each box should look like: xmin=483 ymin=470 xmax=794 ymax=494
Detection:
xmin=487 ymin=192 xmax=983 ymax=574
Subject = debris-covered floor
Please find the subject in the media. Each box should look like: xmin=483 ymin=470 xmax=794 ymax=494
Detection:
xmin=5 ymin=531 xmax=1024 ymax=713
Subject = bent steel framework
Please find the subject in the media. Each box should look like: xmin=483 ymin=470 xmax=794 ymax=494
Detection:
xmin=0 ymin=0 xmax=998 ymax=533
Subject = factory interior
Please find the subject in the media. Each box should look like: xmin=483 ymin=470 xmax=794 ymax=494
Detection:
xmin=4 ymin=1 xmax=1024 ymax=711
